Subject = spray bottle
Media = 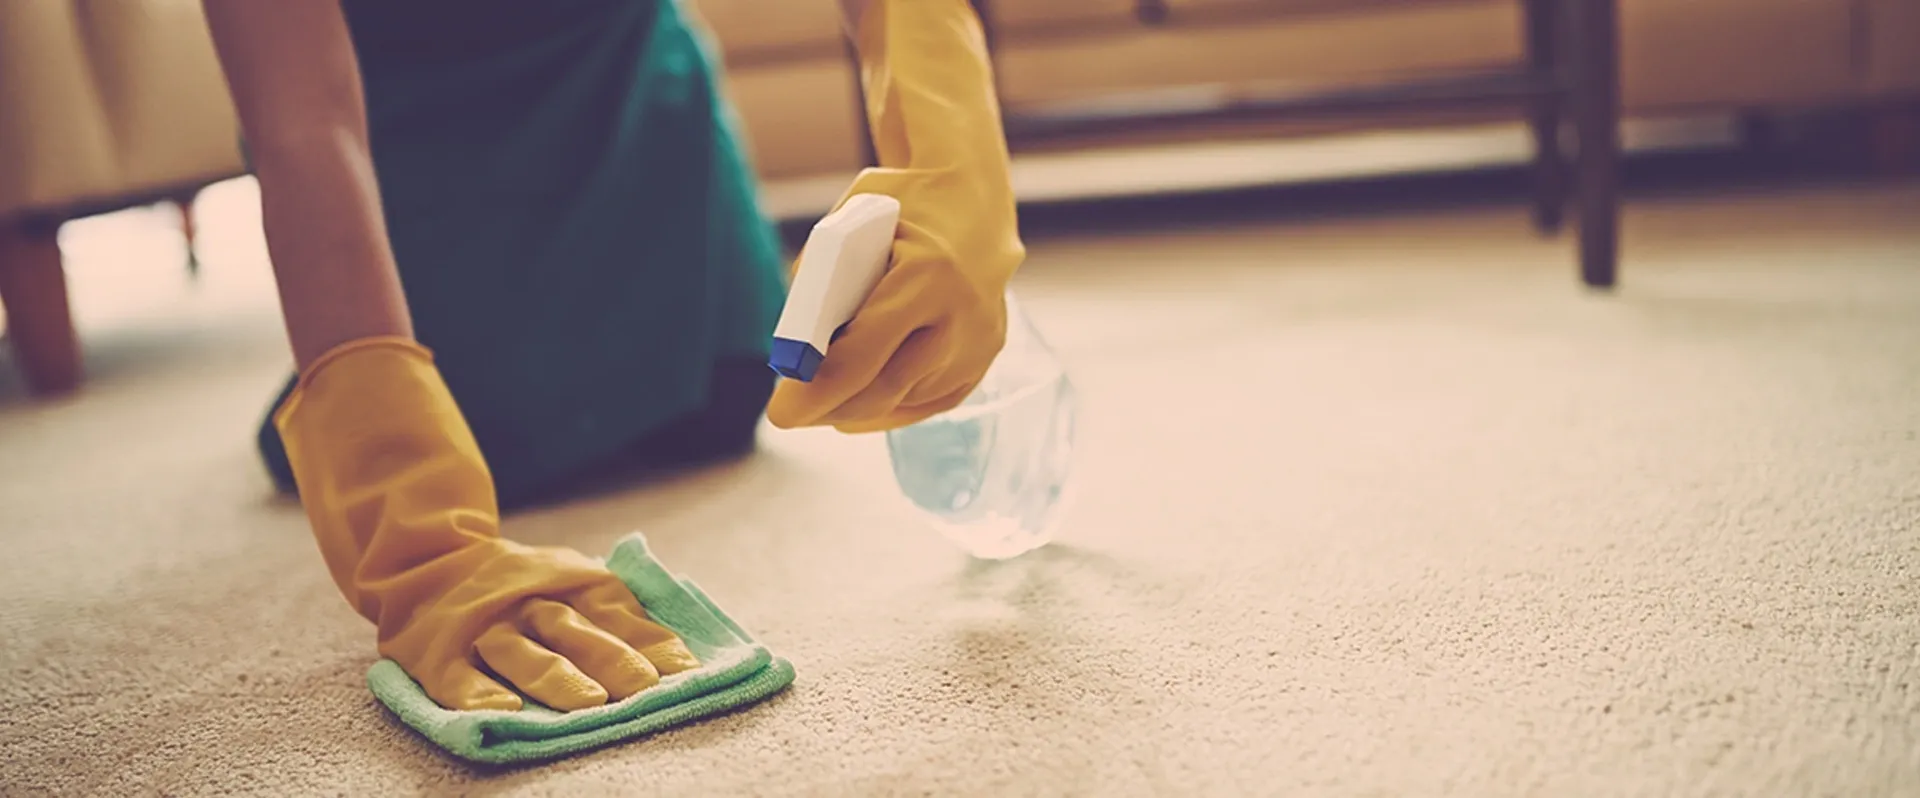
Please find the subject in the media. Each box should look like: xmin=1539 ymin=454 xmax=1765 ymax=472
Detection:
xmin=770 ymin=195 xmax=1080 ymax=559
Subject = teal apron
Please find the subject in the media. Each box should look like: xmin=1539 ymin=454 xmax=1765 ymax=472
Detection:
xmin=258 ymin=0 xmax=789 ymax=507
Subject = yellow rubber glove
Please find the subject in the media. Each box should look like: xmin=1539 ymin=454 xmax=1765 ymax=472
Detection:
xmin=275 ymin=337 xmax=701 ymax=712
xmin=764 ymin=0 xmax=1025 ymax=434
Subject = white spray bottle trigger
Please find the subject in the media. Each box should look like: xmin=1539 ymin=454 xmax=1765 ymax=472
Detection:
xmin=768 ymin=193 xmax=902 ymax=382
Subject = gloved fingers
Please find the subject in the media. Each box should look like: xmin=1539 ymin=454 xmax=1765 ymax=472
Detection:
xmin=833 ymin=376 xmax=979 ymax=434
xmin=766 ymin=294 xmax=925 ymax=429
xmin=426 ymin=659 xmax=524 ymax=712
xmin=520 ymin=599 xmax=661 ymax=701
xmin=571 ymin=582 xmax=702 ymax=677
xmin=474 ymin=620 xmax=609 ymax=712
xmin=816 ymin=325 xmax=952 ymax=430
xmin=898 ymin=320 xmax=1002 ymax=408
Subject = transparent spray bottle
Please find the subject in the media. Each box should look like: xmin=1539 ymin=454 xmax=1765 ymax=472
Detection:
xmin=768 ymin=195 xmax=1080 ymax=559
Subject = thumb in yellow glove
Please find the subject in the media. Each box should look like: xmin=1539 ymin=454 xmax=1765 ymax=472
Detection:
xmin=764 ymin=0 xmax=1025 ymax=434
xmin=276 ymin=336 xmax=700 ymax=712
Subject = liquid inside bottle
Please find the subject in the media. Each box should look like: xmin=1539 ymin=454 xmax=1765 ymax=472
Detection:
xmin=884 ymin=292 xmax=1080 ymax=559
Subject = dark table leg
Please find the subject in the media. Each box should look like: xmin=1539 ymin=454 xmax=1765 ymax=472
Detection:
xmin=175 ymin=190 xmax=202 ymax=279
xmin=1524 ymin=0 xmax=1566 ymax=234
xmin=1571 ymin=0 xmax=1621 ymax=289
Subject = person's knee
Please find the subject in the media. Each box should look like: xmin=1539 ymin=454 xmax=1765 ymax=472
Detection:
xmin=705 ymin=357 xmax=776 ymax=450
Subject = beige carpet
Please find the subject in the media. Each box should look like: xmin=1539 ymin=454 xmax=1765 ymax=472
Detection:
xmin=3 ymin=178 xmax=1918 ymax=797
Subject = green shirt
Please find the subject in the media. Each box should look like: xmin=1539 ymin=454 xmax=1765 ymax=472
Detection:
xmin=334 ymin=0 xmax=789 ymax=496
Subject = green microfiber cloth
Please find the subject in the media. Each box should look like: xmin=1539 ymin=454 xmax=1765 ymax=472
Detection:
xmin=365 ymin=533 xmax=796 ymax=765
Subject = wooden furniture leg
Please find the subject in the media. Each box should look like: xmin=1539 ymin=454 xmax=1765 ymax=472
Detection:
xmin=175 ymin=191 xmax=202 ymax=279
xmin=1524 ymin=0 xmax=1566 ymax=234
xmin=1571 ymin=0 xmax=1621 ymax=289
xmin=0 ymin=218 xmax=82 ymax=396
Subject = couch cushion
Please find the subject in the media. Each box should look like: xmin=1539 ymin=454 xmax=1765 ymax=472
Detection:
xmin=1863 ymin=0 xmax=1920 ymax=95
xmin=719 ymin=59 xmax=867 ymax=179
xmin=994 ymin=0 xmax=1520 ymax=106
xmin=993 ymin=0 xmax=1481 ymax=32
xmin=66 ymin=1 xmax=245 ymax=200
xmin=693 ymin=1 xmax=1148 ymax=59
xmin=1618 ymin=0 xmax=1857 ymax=110
xmin=0 ymin=1 xmax=241 ymax=217
xmin=688 ymin=0 xmax=846 ymax=63
xmin=990 ymin=0 xmax=1139 ymax=34
xmin=0 ymin=3 xmax=118 ymax=215
xmin=1160 ymin=0 xmax=1486 ymax=16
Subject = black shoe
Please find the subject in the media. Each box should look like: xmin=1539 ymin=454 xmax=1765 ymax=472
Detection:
xmin=256 ymin=374 xmax=300 ymax=496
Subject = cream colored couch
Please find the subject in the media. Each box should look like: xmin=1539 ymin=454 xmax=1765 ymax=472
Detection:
xmin=4 ymin=0 xmax=1916 ymax=395
xmin=697 ymin=0 xmax=1920 ymax=182
xmin=0 ymin=0 xmax=244 ymax=396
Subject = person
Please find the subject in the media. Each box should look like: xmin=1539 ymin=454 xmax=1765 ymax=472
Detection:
xmin=200 ymin=0 xmax=1023 ymax=714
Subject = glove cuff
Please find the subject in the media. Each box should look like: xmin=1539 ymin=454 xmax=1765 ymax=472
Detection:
xmin=272 ymin=334 xmax=502 ymax=625
xmin=273 ymin=335 xmax=436 ymax=431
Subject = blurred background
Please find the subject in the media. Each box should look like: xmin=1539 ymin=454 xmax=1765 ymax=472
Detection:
xmin=2 ymin=0 xmax=1917 ymax=399
xmin=4 ymin=2 xmax=1920 ymax=795
xmin=2 ymin=0 xmax=1915 ymax=401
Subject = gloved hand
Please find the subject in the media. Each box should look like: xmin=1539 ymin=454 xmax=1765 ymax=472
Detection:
xmin=275 ymin=337 xmax=700 ymax=712
xmin=764 ymin=0 xmax=1024 ymax=434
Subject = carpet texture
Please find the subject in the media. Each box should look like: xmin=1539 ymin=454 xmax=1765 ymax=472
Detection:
xmin=2 ymin=179 xmax=1917 ymax=796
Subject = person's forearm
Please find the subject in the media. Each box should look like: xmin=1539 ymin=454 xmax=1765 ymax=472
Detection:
xmin=202 ymin=1 xmax=411 ymax=370
xmin=247 ymin=128 xmax=412 ymax=370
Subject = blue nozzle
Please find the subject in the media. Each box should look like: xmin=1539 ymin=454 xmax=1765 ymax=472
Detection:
xmin=768 ymin=337 xmax=825 ymax=382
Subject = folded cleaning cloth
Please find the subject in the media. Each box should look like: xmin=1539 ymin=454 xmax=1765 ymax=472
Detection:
xmin=366 ymin=533 xmax=796 ymax=765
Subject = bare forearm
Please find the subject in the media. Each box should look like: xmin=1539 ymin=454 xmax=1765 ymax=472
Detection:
xmin=202 ymin=0 xmax=411 ymax=370
xmin=246 ymin=126 xmax=411 ymax=370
